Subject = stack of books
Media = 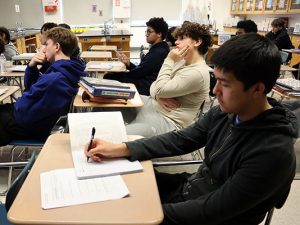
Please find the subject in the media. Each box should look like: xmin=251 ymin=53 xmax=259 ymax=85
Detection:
xmin=78 ymin=77 xmax=136 ymax=104
xmin=273 ymin=78 xmax=300 ymax=96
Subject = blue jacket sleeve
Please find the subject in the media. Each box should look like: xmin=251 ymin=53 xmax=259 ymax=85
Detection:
xmin=24 ymin=66 xmax=40 ymax=90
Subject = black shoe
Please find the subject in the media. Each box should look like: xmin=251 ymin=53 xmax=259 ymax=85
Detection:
xmin=0 ymin=77 xmax=7 ymax=83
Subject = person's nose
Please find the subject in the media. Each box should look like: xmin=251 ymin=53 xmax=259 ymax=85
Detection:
xmin=212 ymin=80 xmax=220 ymax=96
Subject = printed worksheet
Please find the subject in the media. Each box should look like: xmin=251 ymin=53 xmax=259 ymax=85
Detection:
xmin=40 ymin=168 xmax=129 ymax=209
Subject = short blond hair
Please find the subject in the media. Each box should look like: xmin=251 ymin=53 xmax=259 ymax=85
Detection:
xmin=43 ymin=27 xmax=78 ymax=56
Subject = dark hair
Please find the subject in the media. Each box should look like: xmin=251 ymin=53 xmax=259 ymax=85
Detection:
xmin=166 ymin=26 xmax=177 ymax=47
xmin=0 ymin=26 xmax=11 ymax=43
xmin=173 ymin=21 xmax=212 ymax=55
xmin=40 ymin=22 xmax=58 ymax=34
xmin=211 ymin=33 xmax=281 ymax=94
xmin=58 ymin=23 xmax=71 ymax=30
xmin=146 ymin=17 xmax=168 ymax=40
xmin=271 ymin=19 xmax=285 ymax=28
xmin=236 ymin=20 xmax=257 ymax=33
xmin=0 ymin=39 xmax=5 ymax=54
xmin=43 ymin=27 xmax=78 ymax=57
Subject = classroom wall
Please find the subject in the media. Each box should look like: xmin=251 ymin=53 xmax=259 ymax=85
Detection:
xmin=63 ymin=0 xmax=113 ymax=25
xmin=0 ymin=0 xmax=43 ymax=29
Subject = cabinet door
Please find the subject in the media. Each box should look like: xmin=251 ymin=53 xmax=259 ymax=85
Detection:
xmin=264 ymin=0 xmax=275 ymax=12
xmin=254 ymin=0 xmax=264 ymax=11
xmin=231 ymin=0 xmax=238 ymax=14
xmin=275 ymin=0 xmax=289 ymax=12
xmin=289 ymin=0 xmax=300 ymax=12
xmin=245 ymin=0 xmax=255 ymax=12
xmin=238 ymin=0 xmax=246 ymax=13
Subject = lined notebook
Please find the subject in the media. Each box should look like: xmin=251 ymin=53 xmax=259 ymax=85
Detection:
xmin=68 ymin=112 xmax=143 ymax=179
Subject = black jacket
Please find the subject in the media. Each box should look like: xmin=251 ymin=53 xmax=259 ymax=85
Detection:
xmin=265 ymin=28 xmax=294 ymax=51
xmin=104 ymin=41 xmax=169 ymax=95
xmin=127 ymin=98 xmax=297 ymax=225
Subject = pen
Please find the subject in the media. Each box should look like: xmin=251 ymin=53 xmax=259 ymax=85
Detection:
xmin=87 ymin=127 xmax=96 ymax=162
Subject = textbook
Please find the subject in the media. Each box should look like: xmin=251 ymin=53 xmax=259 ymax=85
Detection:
xmin=80 ymin=77 xmax=130 ymax=89
xmin=68 ymin=112 xmax=143 ymax=179
xmin=79 ymin=80 xmax=136 ymax=100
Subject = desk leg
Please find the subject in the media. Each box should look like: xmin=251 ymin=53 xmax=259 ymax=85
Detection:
xmin=19 ymin=77 xmax=24 ymax=94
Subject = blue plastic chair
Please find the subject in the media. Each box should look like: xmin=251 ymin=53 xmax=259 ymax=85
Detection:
xmin=0 ymin=151 xmax=36 ymax=225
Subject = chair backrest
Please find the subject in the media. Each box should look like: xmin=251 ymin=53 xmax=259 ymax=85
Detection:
xmin=280 ymin=51 xmax=289 ymax=64
xmin=5 ymin=151 xmax=36 ymax=211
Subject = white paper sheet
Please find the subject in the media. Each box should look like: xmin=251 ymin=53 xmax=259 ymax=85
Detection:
xmin=68 ymin=112 xmax=143 ymax=179
xmin=40 ymin=168 xmax=129 ymax=209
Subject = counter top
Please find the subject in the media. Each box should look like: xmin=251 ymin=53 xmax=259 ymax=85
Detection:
xmin=10 ymin=30 xmax=39 ymax=40
xmin=77 ymin=29 xmax=132 ymax=37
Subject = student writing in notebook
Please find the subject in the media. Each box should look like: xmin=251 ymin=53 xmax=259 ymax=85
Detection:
xmin=0 ymin=27 xmax=86 ymax=146
xmin=85 ymin=34 xmax=297 ymax=225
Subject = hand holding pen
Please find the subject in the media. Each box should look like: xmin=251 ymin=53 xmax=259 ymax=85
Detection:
xmin=86 ymin=127 xmax=96 ymax=162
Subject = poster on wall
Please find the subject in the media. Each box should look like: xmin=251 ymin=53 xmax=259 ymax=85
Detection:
xmin=113 ymin=0 xmax=131 ymax=18
xmin=43 ymin=0 xmax=58 ymax=13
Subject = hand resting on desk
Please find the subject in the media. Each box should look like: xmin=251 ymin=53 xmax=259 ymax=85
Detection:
xmin=84 ymin=138 xmax=131 ymax=162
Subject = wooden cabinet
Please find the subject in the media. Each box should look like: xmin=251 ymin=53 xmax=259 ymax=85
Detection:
xmin=231 ymin=0 xmax=298 ymax=14
xmin=289 ymin=0 xmax=300 ymax=13
xmin=11 ymin=32 xmax=41 ymax=54
xmin=291 ymin=35 xmax=300 ymax=66
xmin=78 ymin=35 xmax=131 ymax=58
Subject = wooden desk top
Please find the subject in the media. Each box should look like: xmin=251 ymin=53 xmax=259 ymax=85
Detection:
xmin=8 ymin=133 xmax=163 ymax=225
xmin=0 ymin=86 xmax=19 ymax=102
xmin=81 ymin=51 xmax=112 ymax=59
xmin=74 ymin=84 xmax=144 ymax=108
xmin=90 ymin=45 xmax=117 ymax=51
xmin=85 ymin=61 xmax=126 ymax=72
xmin=272 ymin=88 xmax=300 ymax=100
xmin=0 ymin=70 xmax=24 ymax=77
xmin=280 ymin=65 xmax=298 ymax=72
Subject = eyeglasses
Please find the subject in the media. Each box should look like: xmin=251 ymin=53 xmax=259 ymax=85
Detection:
xmin=145 ymin=29 xmax=155 ymax=35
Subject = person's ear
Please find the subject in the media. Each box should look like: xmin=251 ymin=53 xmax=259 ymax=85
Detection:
xmin=194 ymin=38 xmax=202 ymax=48
xmin=252 ymin=82 xmax=266 ymax=97
xmin=55 ymin=42 xmax=60 ymax=52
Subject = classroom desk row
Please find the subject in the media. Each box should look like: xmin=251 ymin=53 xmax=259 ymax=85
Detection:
xmin=7 ymin=133 xmax=163 ymax=225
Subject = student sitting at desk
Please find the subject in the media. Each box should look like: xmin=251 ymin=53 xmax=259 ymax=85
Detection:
xmin=0 ymin=27 xmax=86 ymax=146
xmin=104 ymin=17 xmax=169 ymax=96
xmin=123 ymin=21 xmax=211 ymax=138
xmin=265 ymin=18 xmax=294 ymax=51
xmin=236 ymin=19 xmax=257 ymax=35
xmin=0 ymin=26 xmax=18 ymax=61
xmin=0 ymin=26 xmax=18 ymax=83
xmin=85 ymin=34 xmax=297 ymax=225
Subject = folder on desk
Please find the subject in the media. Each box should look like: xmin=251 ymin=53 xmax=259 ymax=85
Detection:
xmin=81 ymin=77 xmax=130 ymax=89
xmin=68 ymin=112 xmax=143 ymax=179
xmin=79 ymin=79 xmax=135 ymax=100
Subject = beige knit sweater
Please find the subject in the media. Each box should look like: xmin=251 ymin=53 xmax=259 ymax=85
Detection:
xmin=150 ymin=57 xmax=210 ymax=129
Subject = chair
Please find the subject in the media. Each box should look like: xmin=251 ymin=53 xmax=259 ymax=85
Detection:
xmin=279 ymin=51 xmax=291 ymax=78
xmin=0 ymin=97 xmax=74 ymax=194
xmin=0 ymin=150 xmax=36 ymax=225
xmin=280 ymin=51 xmax=289 ymax=65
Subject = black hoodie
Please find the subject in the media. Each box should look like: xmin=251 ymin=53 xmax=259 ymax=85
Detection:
xmin=127 ymin=98 xmax=298 ymax=225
